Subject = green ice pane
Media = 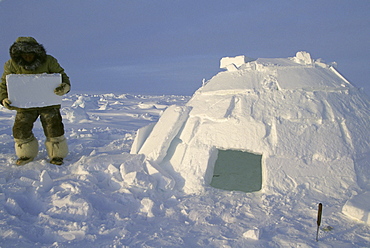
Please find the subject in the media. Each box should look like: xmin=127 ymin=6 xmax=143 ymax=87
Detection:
xmin=210 ymin=150 xmax=262 ymax=193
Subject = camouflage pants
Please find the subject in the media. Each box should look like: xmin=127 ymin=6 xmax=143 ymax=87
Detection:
xmin=13 ymin=108 xmax=65 ymax=140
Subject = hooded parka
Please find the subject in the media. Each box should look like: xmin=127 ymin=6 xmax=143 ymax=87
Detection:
xmin=0 ymin=37 xmax=70 ymax=108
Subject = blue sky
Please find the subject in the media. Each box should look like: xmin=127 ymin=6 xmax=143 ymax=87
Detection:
xmin=0 ymin=0 xmax=369 ymax=96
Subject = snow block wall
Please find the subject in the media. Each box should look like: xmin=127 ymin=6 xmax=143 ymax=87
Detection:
xmin=131 ymin=52 xmax=370 ymax=207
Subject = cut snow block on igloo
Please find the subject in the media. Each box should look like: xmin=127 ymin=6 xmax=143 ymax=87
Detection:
xmin=131 ymin=52 xmax=370 ymax=199
xmin=342 ymin=192 xmax=370 ymax=225
xmin=133 ymin=105 xmax=191 ymax=164
xmin=220 ymin=55 xmax=256 ymax=71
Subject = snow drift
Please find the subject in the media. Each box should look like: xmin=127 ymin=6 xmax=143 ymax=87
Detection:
xmin=132 ymin=52 xmax=370 ymax=221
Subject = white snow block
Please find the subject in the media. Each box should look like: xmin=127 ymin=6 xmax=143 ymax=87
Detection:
xmin=294 ymin=51 xmax=313 ymax=65
xmin=243 ymin=228 xmax=261 ymax=240
xmin=220 ymin=55 xmax=247 ymax=70
xmin=138 ymin=105 xmax=191 ymax=163
xmin=130 ymin=123 xmax=156 ymax=154
xmin=6 ymin=73 xmax=62 ymax=108
xmin=342 ymin=192 xmax=370 ymax=225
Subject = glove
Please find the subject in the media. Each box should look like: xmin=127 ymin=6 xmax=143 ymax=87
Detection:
xmin=2 ymin=98 xmax=15 ymax=110
xmin=54 ymin=83 xmax=70 ymax=96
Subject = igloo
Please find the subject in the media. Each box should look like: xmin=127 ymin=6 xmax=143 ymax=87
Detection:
xmin=131 ymin=52 xmax=370 ymax=209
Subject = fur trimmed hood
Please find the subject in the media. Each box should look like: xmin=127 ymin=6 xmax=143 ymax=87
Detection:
xmin=10 ymin=37 xmax=47 ymax=71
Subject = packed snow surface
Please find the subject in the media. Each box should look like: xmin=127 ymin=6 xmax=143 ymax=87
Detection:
xmin=0 ymin=53 xmax=370 ymax=247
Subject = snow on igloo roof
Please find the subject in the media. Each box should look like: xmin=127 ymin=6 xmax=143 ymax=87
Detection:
xmin=198 ymin=52 xmax=353 ymax=94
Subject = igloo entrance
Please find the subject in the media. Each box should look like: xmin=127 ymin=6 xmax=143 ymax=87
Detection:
xmin=210 ymin=149 xmax=262 ymax=193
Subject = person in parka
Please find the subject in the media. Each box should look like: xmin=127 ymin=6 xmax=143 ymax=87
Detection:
xmin=0 ymin=37 xmax=71 ymax=165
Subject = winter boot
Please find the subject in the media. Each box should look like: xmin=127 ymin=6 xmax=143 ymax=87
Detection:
xmin=14 ymin=136 xmax=39 ymax=165
xmin=45 ymin=135 xmax=68 ymax=165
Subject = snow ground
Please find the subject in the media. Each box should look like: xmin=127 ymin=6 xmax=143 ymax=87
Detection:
xmin=0 ymin=93 xmax=369 ymax=247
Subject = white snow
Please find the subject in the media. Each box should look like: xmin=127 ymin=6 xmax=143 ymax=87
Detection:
xmin=243 ymin=227 xmax=261 ymax=240
xmin=0 ymin=53 xmax=370 ymax=247
xmin=342 ymin=192 xmax=370 ymax=225
xmin=293 ymin=51 xmax=313 ymax=65
xmin=136 ymin=105 xmax=191 ymax=164
xmin=220 ymin=55 xmax=255 ymax=71
xmin=6 ymin=74 xmax=62 ymax=108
